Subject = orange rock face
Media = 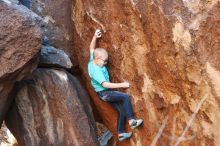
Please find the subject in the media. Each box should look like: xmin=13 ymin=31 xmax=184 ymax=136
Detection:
xmin=71 ymin=0 xmax=220 ymax=146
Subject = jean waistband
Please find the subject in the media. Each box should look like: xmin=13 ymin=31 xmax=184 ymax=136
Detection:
xmin=97 ymin=89 xmax=110 ymax=93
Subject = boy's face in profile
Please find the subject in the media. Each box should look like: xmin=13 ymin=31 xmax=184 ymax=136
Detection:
xmin=95 ymin=53 xmax=108 ymax=67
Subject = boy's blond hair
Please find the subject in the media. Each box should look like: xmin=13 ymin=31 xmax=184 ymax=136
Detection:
xmin=94 ymin=48 xmax=108 ymax=59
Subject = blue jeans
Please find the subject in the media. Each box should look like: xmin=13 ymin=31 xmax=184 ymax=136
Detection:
xmin=97 ymin=90 xmax=134 ymax=133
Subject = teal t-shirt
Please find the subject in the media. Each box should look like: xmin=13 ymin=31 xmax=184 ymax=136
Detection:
xmin=88 ymin=52 xmax=110 ymax=92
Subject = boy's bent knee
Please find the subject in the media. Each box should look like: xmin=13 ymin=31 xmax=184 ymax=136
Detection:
xmin=123 ymin=94 xmax=130 ymax=101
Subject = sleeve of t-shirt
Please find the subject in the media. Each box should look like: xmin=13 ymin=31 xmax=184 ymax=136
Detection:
xmin=89 ymin=51 xmax=94 ymax=62
xmin=92 ymin=68 xmax=108 ymax=85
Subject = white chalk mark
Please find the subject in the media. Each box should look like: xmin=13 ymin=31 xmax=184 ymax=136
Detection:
xmin=206 ymin=62 xmax=220 ymax=96
xmin=43 ymin=16 xmax=55 ymax=24
xmin=173 ymin=94 xmax=209 ymax=146
xmin=162 ymin=133 xmax=196 ymax=141
xmin=1 ymin=0 xmax=11 ymax=4
xmin=41 ymin=92 xmax=55 ymax=144
xmin=52 ymin=70 xmax=68 ymax=82
xmin=86 ymin=11 xmax=106 ymax=32
xmin=150 ymin=116 xmax=168 ymax=146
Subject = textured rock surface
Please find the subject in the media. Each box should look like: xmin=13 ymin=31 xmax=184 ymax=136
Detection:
xmin=71 ymin=0 xmax=220 ymax=146
xmin=0 ymin=1 xmax=42 ymax=125
xmin=5 ymin=68 xmax=99 ymax=146
xmin=39 ymin=45 xmax=73 ymax=69
xmin=29 ymin=0 xmax=77 ymax=66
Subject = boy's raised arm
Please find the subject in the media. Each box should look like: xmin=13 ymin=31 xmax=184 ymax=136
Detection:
xmin=90 ymin=29 xmax=102 ymax=53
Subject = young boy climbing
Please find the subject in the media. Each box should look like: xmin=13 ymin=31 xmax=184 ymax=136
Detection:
xmin=88 ymin=29 xmax=143 ymax=141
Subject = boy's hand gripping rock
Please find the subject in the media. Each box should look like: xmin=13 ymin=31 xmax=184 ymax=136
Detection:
xmin=94 ymin=29 xmax=102 ymax=38
xmin=122 ymin=81 xmax=130 ymax=88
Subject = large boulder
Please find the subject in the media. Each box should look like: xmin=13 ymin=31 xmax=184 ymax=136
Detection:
xmin=0 ymin=1 xmax=42 ymax=125
xmin=71 ymin=0 xmax=220 ymax=146
xmin=25 ymin=0 xmax=77 ymax=66
xmin=39 ymin=45 xmax=73 ymax=69
xmin=5 ymin=68 xmax=99 ymax=146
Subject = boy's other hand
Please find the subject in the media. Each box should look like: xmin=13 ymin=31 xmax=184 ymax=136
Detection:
xmin=94 ymin=29 xmax=102 ymax=38
xmin=122 ymin=81 xmax=130 ymax=88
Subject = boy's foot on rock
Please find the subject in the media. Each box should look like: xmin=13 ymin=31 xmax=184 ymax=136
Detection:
xmin=129 ymin=119 xmax=143 ymax=129
xmin=118 ymin=132 xmax=132 ymax=141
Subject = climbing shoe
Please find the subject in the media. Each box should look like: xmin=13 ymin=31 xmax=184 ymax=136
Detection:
xmin=118 ymin=132 xmax=132 ymax=141
xmin=129 ymin=119 xmax=143 ymax=129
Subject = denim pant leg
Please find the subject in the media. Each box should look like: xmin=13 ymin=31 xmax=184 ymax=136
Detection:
xmin=98 ymin=90 xmax=135 ymax=133
xmin=109 ymin=102 xmax=126 ymax=134
xmin=102 ymin=91 xmax=134 ymax=121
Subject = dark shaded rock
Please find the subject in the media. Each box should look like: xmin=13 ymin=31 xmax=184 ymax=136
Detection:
xmin=67 ymin=73 xmax=97 ymax=131
xmin=19 ymin=0 xmax=31 ymax=8
xmin=29 ymin=0 xmax=77 ymax=66
xmin=0 ymin=1 xmax=42 ymax=125
xmin=5 ymin=68 xmax=99 ymax=146
xmin=39 ymin=45 xmax=72 ymax=69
